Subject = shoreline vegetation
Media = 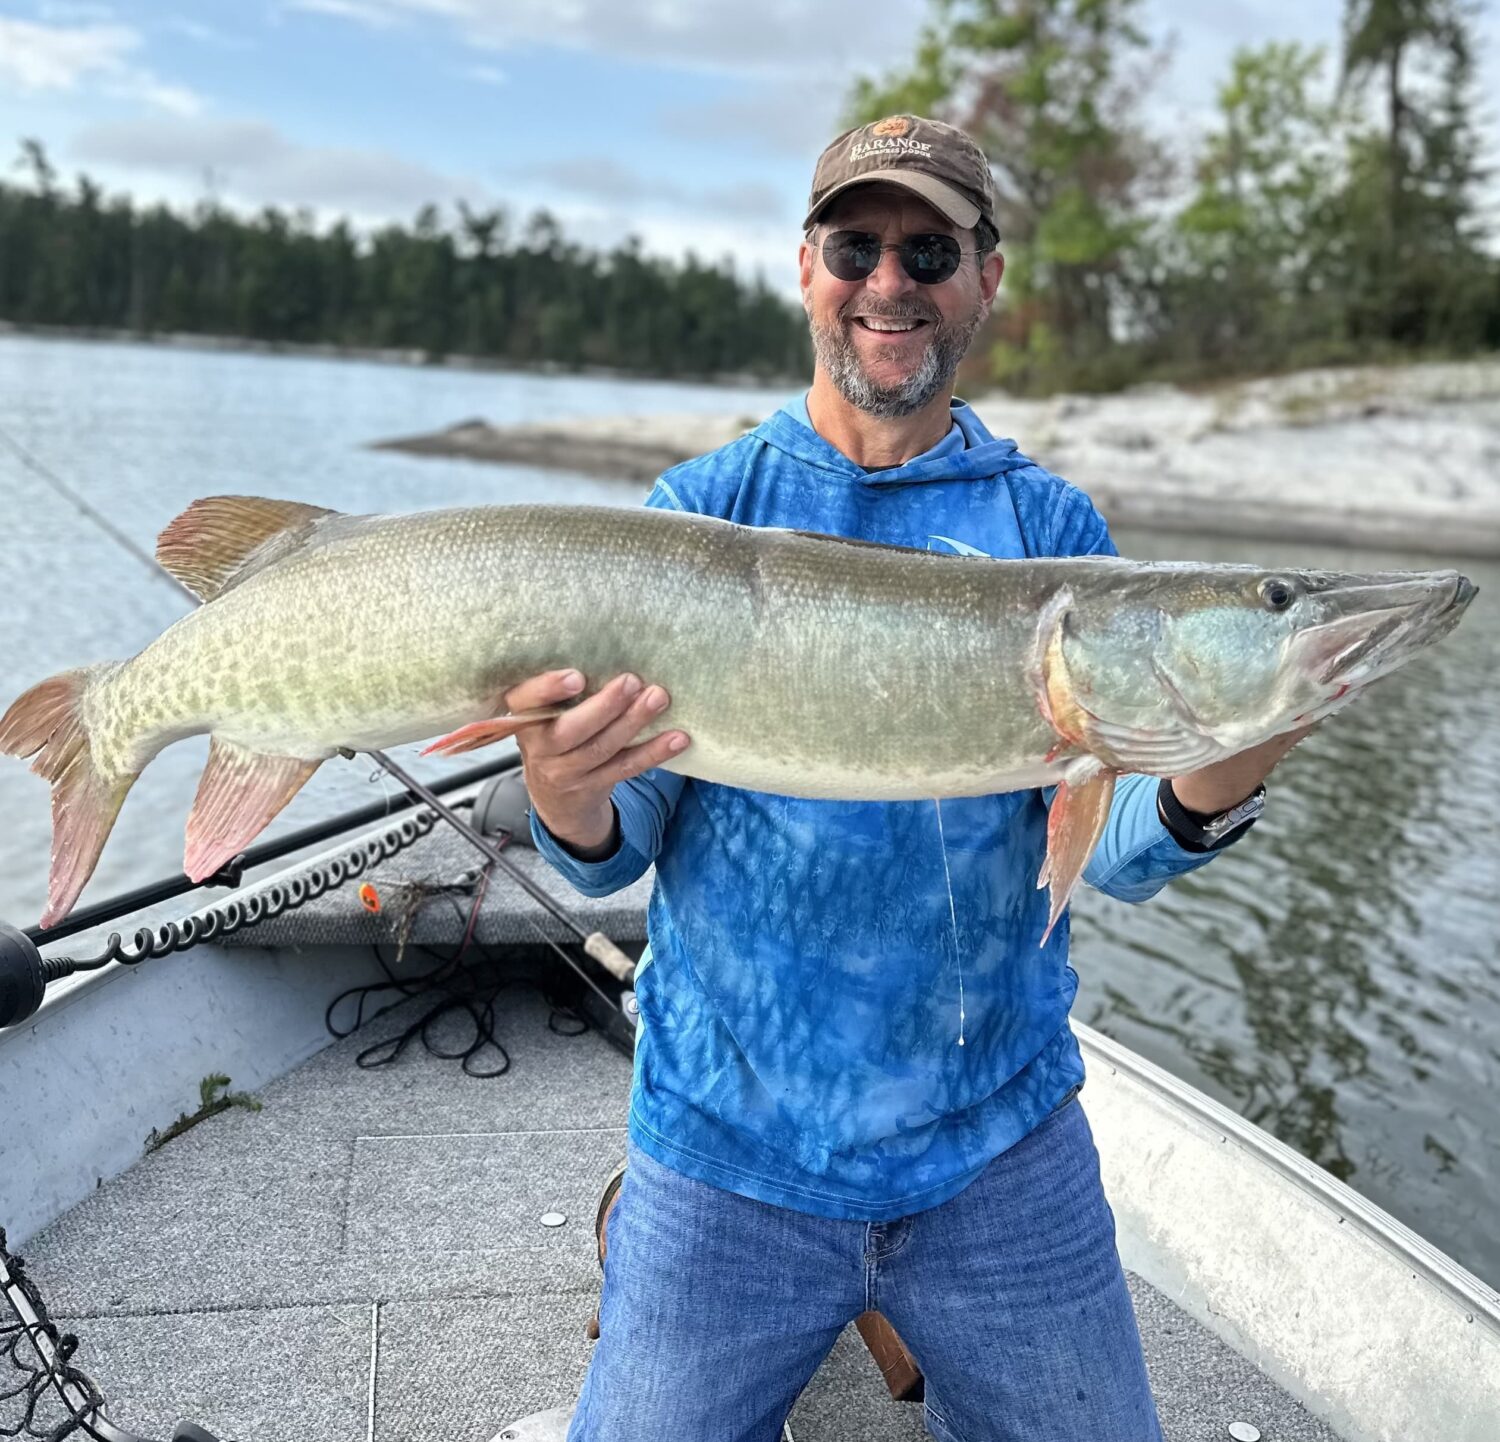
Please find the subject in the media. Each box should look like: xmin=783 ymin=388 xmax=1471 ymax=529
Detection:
xmin=374 ymin=359 xmax=1500 ymax=560
xmin=0 ymin=142 xmax=810 ymax=383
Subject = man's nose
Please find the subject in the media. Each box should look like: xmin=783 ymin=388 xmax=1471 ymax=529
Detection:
xmin=863 ymin=245 xmax=916 ymax=299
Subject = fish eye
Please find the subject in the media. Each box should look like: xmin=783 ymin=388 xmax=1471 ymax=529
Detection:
xmin=1259 ymin=577 xmax=1296 ymax=612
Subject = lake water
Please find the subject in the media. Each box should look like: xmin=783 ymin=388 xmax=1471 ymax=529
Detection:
xmin=2 ymin=334 xmax=1496 ymax=1287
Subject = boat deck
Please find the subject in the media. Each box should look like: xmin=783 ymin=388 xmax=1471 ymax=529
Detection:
xmin=13 ymin=825 xmax=1350 ymax=1441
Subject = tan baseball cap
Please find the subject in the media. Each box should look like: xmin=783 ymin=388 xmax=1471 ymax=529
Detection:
xmin=803 ymin=114 xmax=1000 ymax=237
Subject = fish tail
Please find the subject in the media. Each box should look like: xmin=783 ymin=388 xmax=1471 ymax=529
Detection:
xmin=0 ymin=663 xmax=137 ymax=928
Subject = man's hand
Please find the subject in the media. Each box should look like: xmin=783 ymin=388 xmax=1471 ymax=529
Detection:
xmin=1169 ymin=724 xmax=1317 ymax=817
xmin=509 ymin=669 xmax=689 ymax=860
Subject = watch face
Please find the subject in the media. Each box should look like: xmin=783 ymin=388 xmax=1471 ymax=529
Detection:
xmin=1207 ymin=790 xmax=1265 ymax=836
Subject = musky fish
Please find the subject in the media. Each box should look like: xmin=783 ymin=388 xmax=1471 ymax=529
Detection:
xmin=0 ymin=497 xmax=1477 ymax=932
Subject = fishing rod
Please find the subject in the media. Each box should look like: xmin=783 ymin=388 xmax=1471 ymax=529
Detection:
xmin=359 ymin=748 xmax=635 ymax=982
xmin=0 ymin=430 xmax=638 ymax=1028
xmin=1 ymin=432 xmax=644 ymax=1442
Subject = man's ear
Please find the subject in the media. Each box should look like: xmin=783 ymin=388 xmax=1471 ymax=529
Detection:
xmin=979 ymin=250 xmax=1004 ymax=312
xmin=798 ymin=235 xmax=816 ymax=314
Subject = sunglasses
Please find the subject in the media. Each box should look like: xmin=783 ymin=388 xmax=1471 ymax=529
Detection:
xmin=819 ymin=229 xmax=979 ymax=285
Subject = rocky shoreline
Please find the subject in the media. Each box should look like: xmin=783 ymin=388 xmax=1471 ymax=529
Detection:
xmin=372 ymin=361 xmax=1500 ymax=559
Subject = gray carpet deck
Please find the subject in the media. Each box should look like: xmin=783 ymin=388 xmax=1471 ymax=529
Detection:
xmin=14 ymin=816 xmax=1348 ymax=1441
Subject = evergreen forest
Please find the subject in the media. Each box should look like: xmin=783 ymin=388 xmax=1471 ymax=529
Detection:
xmin=2 ymin=0 xmax=1497 ymax=393
xmin=0 ymin=141 xmax=810 ymax=381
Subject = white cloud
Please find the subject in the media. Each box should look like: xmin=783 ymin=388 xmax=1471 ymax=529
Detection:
xmin=518 ymin=154 xmax=784 ymax=221
xmin=0 ymin=17 xmax=137 ymax=91
xmin=70 ymin=114 xmax=488 ymax=218
xmin=282 ymin=0 xmax=406 ymax=28
xmin=111 ymin=76 xmax=202 ymax=115
xmin=657 ymin=78 xmax=850 ymax=158
xmin=0 ymin=16 xmax=203 ymax=113
xmin=279 ymin=0 xmax=927 ymax=79
xmin=162 ymin=17 xmax=255 ymax=50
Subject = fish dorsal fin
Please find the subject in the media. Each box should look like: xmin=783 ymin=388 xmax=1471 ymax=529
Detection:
xmin=156 ymin=496 xmax=340 ymax=602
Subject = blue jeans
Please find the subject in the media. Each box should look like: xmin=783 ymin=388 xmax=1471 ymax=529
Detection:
xmin=568 ymin=1097 xmax=1163 ymax=1442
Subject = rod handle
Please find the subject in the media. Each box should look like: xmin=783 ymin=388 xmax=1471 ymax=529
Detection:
xmin=583 ymin=931 xmax=636 ymax=983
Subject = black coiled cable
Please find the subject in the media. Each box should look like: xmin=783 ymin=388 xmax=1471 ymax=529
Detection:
xmin=56 ymin=813 xmax=438 ymax=979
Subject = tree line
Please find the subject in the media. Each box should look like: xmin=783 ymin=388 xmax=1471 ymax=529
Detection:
xmin=0 ymin=141 xmax=810 ymax=381
xmin=2 ymin=0 xmax=1494 ymax=396
xmin=850 ymin=0 xmax=1499 ymax=393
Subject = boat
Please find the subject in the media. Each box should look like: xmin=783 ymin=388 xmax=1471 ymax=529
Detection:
xmin=2 ymin=754 xmax=1497 ymax=1441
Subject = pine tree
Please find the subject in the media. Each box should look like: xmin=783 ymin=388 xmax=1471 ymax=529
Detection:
xmin=849 ymin=0 xmax=1166 ymax=393
xmin=1338 ymin=0 xmax=1490 ymax=345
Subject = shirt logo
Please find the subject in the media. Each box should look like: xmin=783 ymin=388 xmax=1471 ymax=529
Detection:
xmin=928 ymin=535 xmax=991 ymax=558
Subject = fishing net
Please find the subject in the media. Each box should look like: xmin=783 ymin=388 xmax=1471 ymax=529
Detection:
xmin=0 ymin=1227 xmax=111 ymax=1440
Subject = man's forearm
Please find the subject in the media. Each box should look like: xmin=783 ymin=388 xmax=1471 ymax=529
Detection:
xmin=547 ymin=801 xmax=622 ymax=862
xmin=1170 ymin=725 xmax=1314 ymax=815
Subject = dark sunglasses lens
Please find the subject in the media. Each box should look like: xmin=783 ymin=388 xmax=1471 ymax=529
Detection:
xmin=902 ymin=235 xmax=961 ymax=283
xmin=822 ymin=231 xmax=881 ymax=281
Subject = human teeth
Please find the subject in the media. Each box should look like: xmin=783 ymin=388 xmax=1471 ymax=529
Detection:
xmin=859 ymin=318 xmax=919 ymax=332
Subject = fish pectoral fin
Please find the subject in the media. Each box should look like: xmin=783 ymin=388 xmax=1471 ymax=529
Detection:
xmin=184 ymin=739 xmax=323 ymax=882
xmin=420 ymin=707 xmax=567 ymax=758
xmin=1039 ymin=768 xmax=1117 ymax=946
xmin=157 ymin=496 xmax=341 ymax=602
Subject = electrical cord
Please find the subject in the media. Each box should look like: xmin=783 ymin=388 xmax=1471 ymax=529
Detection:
xmin=324 ymin=849 xmax=590 ymax=1079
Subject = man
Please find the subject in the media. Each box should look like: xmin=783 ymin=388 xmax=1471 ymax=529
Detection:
xmin=503 ymin=116 xmax=1304 ymax=1441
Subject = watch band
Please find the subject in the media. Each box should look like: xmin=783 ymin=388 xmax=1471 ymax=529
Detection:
xmin=1157 ymin=779 xmax=1265 ymax=853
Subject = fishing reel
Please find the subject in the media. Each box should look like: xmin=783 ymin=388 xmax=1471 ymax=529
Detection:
xmin=470 ymin=769 xmax=535 ymax=845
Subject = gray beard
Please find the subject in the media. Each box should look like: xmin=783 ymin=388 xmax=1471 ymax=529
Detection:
xmin=809 ymin=300 xmax=983 ymax=419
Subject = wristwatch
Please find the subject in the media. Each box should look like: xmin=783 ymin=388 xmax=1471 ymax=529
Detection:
xmin=1157 ymin=779 xmax=1266 ymax=853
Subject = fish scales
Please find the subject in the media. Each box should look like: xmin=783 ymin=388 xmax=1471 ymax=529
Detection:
xmin=96 ymin=506 xmax=1052 ymax=796
xmin=0 ymin=497 xmax=1475 ymax=929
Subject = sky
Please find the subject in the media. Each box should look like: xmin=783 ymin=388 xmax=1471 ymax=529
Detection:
xmin=2 ymin=0 xmax=1497 ymax=295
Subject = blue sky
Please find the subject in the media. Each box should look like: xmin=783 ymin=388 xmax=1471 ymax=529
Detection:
xmin=2 ymin=0 xmax=1496 ymax=294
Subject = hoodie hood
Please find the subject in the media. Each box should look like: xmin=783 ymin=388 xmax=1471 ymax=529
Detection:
xmin=752 ymin=398 xmax=1032 ymax=487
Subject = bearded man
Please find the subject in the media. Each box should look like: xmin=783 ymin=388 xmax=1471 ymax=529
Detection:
xmin=499 ymin=115 xmax=1303 ymax=1441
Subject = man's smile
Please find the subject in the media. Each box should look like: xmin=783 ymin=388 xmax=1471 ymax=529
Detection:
xmin=853 ymin=316 xmax=928 ymax=333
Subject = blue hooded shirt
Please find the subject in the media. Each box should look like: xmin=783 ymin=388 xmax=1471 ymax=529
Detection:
xmin=532 ymin=397 xmax=1230 ymax=1220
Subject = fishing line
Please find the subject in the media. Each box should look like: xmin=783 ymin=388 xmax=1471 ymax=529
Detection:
xmin=0 ymin=423 xmax=192 ymax=601
xmin=8 ymin=432 xmax=632 ymax=1028
xmin=365 ymin=762 xmax=401 ymax=817
xmin=932 ymin=797 xmax=966 ymax=1047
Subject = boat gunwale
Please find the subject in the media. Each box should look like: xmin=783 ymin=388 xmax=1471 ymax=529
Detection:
xmin=1078 ymin=1019 xmax=1500 ymax=1330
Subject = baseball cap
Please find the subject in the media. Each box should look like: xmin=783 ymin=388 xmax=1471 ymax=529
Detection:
xmin=803 ymin=114 xmax=1000 ymax=238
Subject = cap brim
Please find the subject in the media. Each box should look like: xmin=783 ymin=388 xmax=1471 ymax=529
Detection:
xmin=804 ymin=170 xmax=981 ymax=231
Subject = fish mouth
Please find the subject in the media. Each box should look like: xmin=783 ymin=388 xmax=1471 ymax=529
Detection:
xmin=1448 ymin=573 xmax=1479 ymax=613
xmin=1294 ymin=571 xmax=1476 ymax=694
